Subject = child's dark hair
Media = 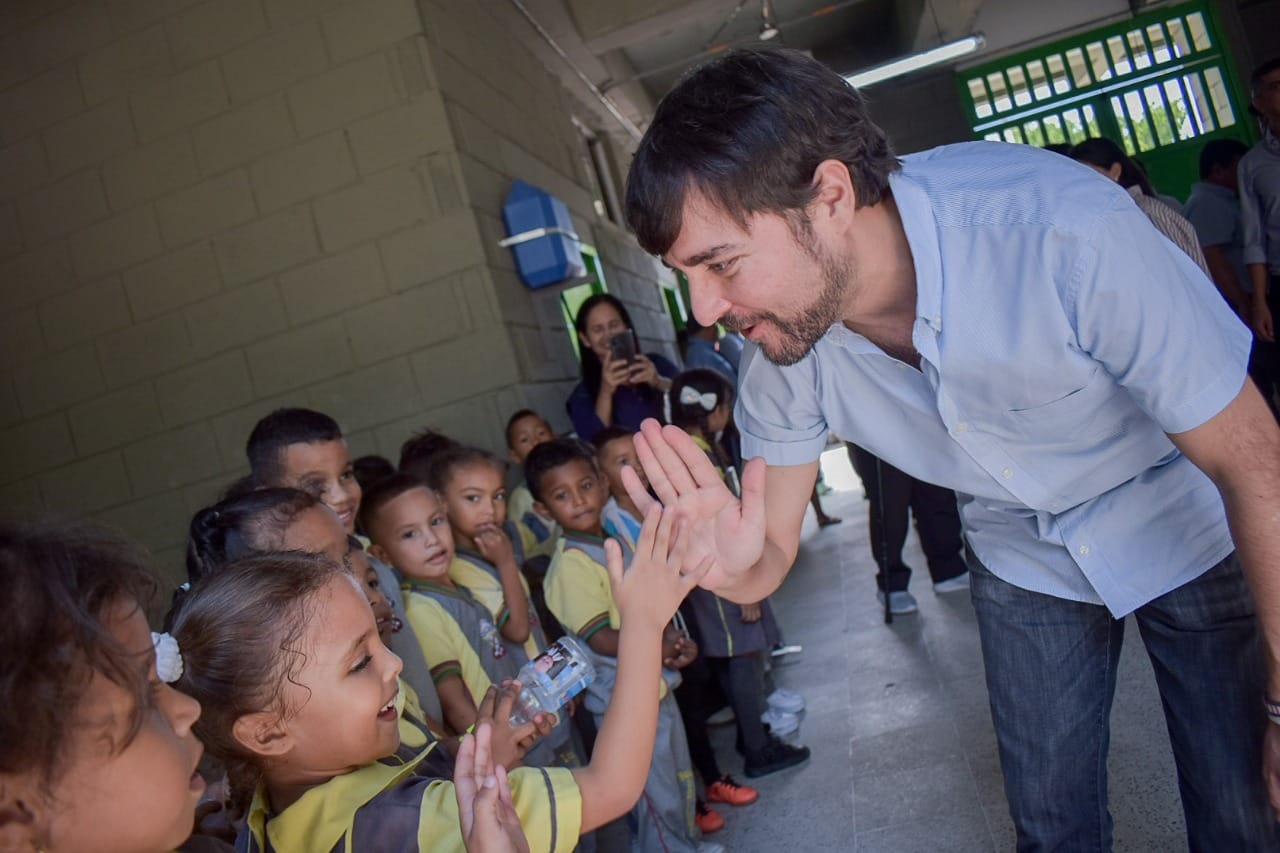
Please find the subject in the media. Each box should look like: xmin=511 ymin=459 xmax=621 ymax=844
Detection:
xmin=0 ymin=519 xmax=158 ymax=793
xmin=590 ymin=425 xmax=635 ymax=452
xmin=670 ymin=369 xmax=735 ymax=437
xmin=245 ymin=408 xmax=343 ymax=484
xmin=398 ymin=428 xmax=460 ymax=484
xmin=170 ymin=488 xmax=321 ymax=631
xmin=524 ymin=438 xmax=598 ymax=502
xmin=185 ymin=488 xmax=322 ymax=584
xmin=358 ymin=472 xmax=431 ymax=536
xmin=352 ymin=454 xmax=396 ymax=491
xmin=174 ymin=552 xmax=341 ymax=808
xmin=427 ymin=444 xmax=503 ymax=492
xmin=504 ymin=408 xmax=545 ymax=447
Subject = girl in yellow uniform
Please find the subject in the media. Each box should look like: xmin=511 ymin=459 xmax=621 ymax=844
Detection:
xmin=173 ymin=505 xmax=704 ymax=852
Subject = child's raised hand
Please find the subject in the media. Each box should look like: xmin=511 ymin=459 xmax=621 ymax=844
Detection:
xmin=474 ymin=526 xmax=517 ymax=569
xmin=606 ymin=505 xmax=708 ymax=632
xmin=477 ymin=682 xmax=555 ymax=772
xmin=455 ymin=722 xmax=532 ymax=853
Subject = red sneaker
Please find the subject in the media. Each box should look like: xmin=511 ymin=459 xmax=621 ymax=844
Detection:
xmin=707 ymin=775 xmax=760 ymax=806
xmin=695 ymin=800 xmax=725 ymax=834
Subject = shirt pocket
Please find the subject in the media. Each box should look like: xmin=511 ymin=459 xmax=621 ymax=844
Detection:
xmin=1003 ymin=366 xmax=1124 ymax=435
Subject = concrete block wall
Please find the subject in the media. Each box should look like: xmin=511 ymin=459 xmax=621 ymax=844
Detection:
xmin=0 ymin=0 xmax=678 ymax=586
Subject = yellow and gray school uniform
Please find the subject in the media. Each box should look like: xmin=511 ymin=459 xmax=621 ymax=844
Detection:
xmin=450 ymin=521 xmax=547 ymax=662
xmin=236 ymin=741 xmax=581 ymax=853
xmin=544 ymin=532 xmax=699 ymax=853
xmin=449 ymin=534 xmax=581 ymax=770
xmin=356 ymin=543 xmax=443 ymax=725
xmin=400 ymin=583 xmax=506 ymax=703
xmin=509 ymin=482 xmax=560 ymax=559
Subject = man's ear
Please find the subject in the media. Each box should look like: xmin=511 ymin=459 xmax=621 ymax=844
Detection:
xmin=232 ymin=711 xmax=293 ymax=759
xmin=809 ymin=159 xmax=858 ymax=221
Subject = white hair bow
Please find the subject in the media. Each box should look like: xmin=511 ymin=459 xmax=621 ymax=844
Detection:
xmin=679 ymin=386 xmax=718 ymax=412
xmin=151 ymin=631 xmax=184 ymax=683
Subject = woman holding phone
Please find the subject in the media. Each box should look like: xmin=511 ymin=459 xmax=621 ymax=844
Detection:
xmin=567 ymin=293 xmax=679 ymax=441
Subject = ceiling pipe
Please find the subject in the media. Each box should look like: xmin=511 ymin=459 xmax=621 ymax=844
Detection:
xmin=506 ymin=0 xmax=644 ymax=142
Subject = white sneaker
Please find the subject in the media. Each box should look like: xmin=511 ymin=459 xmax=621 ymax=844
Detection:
xmin=697 ymin=842 xmax=726 ymax=853
xmin=761 ymin=706 xmax=800 ymax=736
xmin=767 ymin=687 xmax=805 ymax=714
xmin=933 ymin=572 xmax=971 ymax=594
xmin=876 ymin=589 xmax=919 ymax=614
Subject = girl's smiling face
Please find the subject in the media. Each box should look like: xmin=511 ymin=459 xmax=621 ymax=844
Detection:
xmin=40 ymin=599 xmax=205 ymax=853
xmin=262 ymin=576 xmax=404 ymax=782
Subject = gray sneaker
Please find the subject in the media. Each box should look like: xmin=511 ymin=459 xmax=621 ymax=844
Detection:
xmin=876 ymin=589 xmax=919 ymax=614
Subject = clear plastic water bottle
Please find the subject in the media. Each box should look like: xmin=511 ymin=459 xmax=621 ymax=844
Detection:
xmin=509 ymin=636 xmax=595 ymax=726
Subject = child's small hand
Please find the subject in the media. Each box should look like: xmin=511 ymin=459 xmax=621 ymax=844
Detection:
xmin=478 ymin=682 xmax=555 ymax=771
xmin=474 ymin=527 xmax=517 ymax=569
xmin=607 ymin=505 xmax=709 ymax=633
xmin=740 ymin=602 xmax=762 ymax=623
xmin=455 ymin=721 xmax=532 ymax=853
xmin=664 ymin=633 xmax=698 ymax=669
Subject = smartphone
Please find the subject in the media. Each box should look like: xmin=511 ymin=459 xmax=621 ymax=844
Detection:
xmin=607 ymin=330 xmax=638 ymax=364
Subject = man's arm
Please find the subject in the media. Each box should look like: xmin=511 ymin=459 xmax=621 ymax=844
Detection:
xmin=1167 ymin=379 xmax=1280 ymax=811
xmin=717 ymin=460 xmax=818 ymax=603
xmin=1168 ymin=379 xmax=1280 ymax=688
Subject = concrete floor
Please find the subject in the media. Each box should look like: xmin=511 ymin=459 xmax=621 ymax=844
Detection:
xmin=701 ymin=449 xmax=1189 ymax=852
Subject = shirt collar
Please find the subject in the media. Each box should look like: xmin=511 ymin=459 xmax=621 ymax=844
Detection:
xmin=245 ymin=749 xmax=429 ymax=851
xmin=888 ymin=167 xmax=945 ymax=335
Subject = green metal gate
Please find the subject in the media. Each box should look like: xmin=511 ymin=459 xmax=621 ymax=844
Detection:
xmin=957 ymin=2 xmax=1253 ymax=200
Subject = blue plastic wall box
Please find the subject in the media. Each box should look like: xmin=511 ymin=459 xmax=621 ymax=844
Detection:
xmin=501 ymin=180 xmax=586 ymax=289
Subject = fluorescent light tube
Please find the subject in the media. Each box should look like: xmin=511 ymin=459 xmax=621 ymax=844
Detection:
xmin=844 ymin=34 xmax=986 ymax=88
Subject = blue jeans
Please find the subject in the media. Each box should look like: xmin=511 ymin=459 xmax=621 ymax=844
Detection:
xmin=969 ymin=551 xmax=1279 ymax=852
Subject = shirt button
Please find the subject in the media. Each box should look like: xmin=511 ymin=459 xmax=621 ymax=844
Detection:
xmin=933 ymin=315 xmax=942 ymax=326
xmin=1050 ymin=500 xmax=1060 ymax=510
xmin=1078 ymin=544 xmax=1091 ymax=556
xmin=955 ymin=421 xmax=970 ymax=433
xmin=1001 ymin=467 xmax=1013 ymax=479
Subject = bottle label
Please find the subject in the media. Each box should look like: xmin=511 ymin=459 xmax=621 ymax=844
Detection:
xmin=528 ymin=640 xmax=592 ymax=705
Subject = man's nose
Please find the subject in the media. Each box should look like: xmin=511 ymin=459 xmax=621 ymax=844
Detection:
xmin=688 ymin=277 xmax=730 ymax=327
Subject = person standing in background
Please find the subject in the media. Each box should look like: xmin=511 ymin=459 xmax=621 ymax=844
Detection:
xmin=1240 ymin=57 xmax=1280 ymax=415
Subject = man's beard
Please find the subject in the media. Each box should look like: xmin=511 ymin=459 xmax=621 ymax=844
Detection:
xmin=721 ymin=241 xmax=852 ymax=367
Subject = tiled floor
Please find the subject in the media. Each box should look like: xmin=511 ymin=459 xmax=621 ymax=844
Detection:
xmin=702 ymin=449 xmax=1188 ymax=852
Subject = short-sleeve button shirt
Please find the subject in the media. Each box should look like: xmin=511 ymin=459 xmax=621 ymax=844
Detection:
xmin=736 ymin=142 xmax=1250 ymax=617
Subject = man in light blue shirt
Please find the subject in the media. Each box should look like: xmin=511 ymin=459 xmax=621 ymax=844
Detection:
xmin=621 ymin=48 xmax=1280 ymax=849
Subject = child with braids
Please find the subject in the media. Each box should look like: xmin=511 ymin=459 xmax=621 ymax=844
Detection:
xmin=173 ymin=504 xmax=703 ymax=852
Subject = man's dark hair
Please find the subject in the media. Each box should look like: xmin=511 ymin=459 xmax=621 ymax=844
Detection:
xmin=524 ymin=438 xmax=598 ymax=502
xmin=358 ymin=472 xmax=430 ymax=537
xmin=624 ymin=47 xmax=899 ymax=258
xmin=1250 ymin=57 xmax=1280 ymax=93
xmin=1198 ymin=138 xmax=1250 ymax=179
xmin=245 ymin=408 xmax=343 ymax=484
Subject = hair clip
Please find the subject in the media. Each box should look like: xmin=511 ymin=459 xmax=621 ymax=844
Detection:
xmin=678 ymin=386 xmax=718 ymax=412
xmin=151 ymin=632 xmax=184 ymax=683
